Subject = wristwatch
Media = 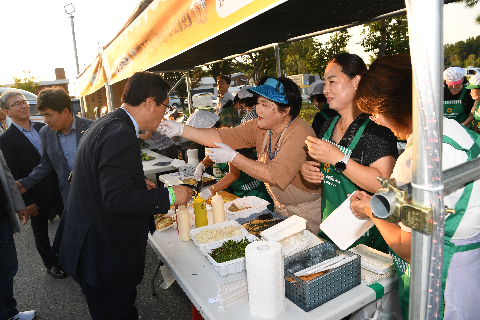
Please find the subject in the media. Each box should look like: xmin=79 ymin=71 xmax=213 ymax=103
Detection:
xmin=335 ymin=154 xmax=350 ymax=173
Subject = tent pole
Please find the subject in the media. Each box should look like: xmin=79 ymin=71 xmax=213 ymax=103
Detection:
xmin=186 ymin=71 xmax=192 ymax=115
xmin=407 ymin=0 xmax=444 ymax=318
xmin=275 ymin=44 xmax=281 ymax=77
xmin=169 ymin=73 xmax=187 ymax=95
xmin=106 ymin=84 xmax=115 ymax=113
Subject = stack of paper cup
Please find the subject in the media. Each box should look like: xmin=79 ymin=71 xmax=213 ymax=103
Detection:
xmin=245 ymin=241 xmax=285 ymax=318
xmin=187 ymin=149 xmax=199 ymax=167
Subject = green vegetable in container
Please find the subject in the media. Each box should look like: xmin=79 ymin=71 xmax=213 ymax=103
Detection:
xmin=210 ymin=239 xmax=252 ymax=263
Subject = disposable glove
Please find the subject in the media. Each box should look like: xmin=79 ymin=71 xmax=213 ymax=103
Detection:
xmin=206 ymin=142 xmax=238 ymax=164
xmin=194 ymin=163 xmax=205 ymax=181
xmin=157 ymin=120 xmax=184 ymax=137
xmin=199 ymin=188 xmax=213 ymax=201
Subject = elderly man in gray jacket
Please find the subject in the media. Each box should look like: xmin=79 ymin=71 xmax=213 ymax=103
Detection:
xmin=0 ymin=149 xmax=36 ymax=320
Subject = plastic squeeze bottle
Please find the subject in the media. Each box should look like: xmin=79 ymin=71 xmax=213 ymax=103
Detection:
xmin=176 ymin=205 xmax=190 ymax=241
xmin=193 ymin=196 xmax=208 ymax=228
xmin=211 ymin=194 xmax=225 ymax=224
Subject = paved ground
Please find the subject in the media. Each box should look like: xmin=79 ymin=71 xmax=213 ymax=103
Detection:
xmin=12 ymin=215 xmax=193 ymax=320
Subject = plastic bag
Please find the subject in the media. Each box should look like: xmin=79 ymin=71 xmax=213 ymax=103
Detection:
xmin=349 ymin=289 xmax=403 ymax=320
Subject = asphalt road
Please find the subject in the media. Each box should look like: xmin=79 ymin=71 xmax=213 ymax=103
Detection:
xmin=12 ymin=215 xmax=193 ymax=320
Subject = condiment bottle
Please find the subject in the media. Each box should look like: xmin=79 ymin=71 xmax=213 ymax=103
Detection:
xmin=193 ymin=196 xmax=208 ymax=228
xmin=176 ymin=205 xmax=190 ymax=241
xmin=211 ymin=193 xmax=225 ymax=224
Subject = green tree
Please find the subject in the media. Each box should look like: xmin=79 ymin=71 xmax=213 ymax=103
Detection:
xmin=162 ymin=70 xmax=204 ymax=108
xmin=12 ymin=70 xmax=39 ymax=93
xmin=281 ymin=39 xmax=320 ymax=76
xmin=461 ymin=0 xmax=480 ymax=25
xmin=311 ymin=30 xmax=352 ymax=77
xmin=232 ymin=49 xmax=277 ymax=84
xmin=444 ymin=36 xmax=480 ymax=66
xmin=359 ymin=15 xmax=409 ymax=62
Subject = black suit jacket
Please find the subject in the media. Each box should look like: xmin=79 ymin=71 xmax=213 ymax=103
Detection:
xmin=59 ymin=108 xmax=170 ymax=289
xmin=0 ymin=122 xmax=61 ymax=208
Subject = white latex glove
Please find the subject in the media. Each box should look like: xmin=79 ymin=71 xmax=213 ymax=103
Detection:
xmin=157 ymin=120 xmax=184 ymax=138
xmin=194 ymin=163 xmax=205 ymax=181
xmin=199 ymin=188 xmax=213 ymax=201
xmin=205 ymin=142 xmax=238 ymax=163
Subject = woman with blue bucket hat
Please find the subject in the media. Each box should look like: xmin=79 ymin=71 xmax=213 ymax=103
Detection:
xmin=159 ymin=77 xmax=322 ymax=233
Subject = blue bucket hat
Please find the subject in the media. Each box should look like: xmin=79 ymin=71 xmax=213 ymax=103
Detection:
xmin=247 ymin=78 xmax=289 ymax=105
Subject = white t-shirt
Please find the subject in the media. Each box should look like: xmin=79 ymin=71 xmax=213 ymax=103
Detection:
xmin=393 ymin=118 xmax=480 ymax=240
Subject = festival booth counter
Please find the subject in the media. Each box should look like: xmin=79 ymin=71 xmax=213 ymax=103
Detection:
xmin=148 ymin=221 xmax=398 ymax=320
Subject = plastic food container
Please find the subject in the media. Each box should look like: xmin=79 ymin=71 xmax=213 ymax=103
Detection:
xmin=348 ymin=244 xmax=394 ymax=274
xmin=260 ymin=215 xmax=306 ymax=242
xmin=280 ymin=230 xmax=324 ymax=257
xmin=189 ymin=220 xmax=249 ymax=254
xmin=203 ymin=234 xmax=258 ymax=276
xmin=224 ymin=196 xmax=270 ymax=219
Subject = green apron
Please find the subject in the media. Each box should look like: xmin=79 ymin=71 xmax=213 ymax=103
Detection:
xmin=444 ymin=86 xmax=471 ymax=128
xmin=318 ymin=103 xmax=331 ymax=120
xmin=390 ymin=130 xmax=480 ymax=320
xmin=472 ymin=100 xmax=480 ymax=130
xmin=216 ymin=162 xmax=273 ymax=210
xmin=318 ymin=115 xmax=388 ymax=252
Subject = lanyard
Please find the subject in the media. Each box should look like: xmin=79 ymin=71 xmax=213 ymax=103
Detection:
xmin=268 ymin=117 xmax=294 ymax=160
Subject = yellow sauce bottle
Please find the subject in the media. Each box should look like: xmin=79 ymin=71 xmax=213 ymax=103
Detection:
xmin=193 ymin=196 xmax=208 ymax=228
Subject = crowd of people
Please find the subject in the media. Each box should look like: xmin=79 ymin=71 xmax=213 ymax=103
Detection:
xmin=1 ymin=53 xmax=480 ymax=320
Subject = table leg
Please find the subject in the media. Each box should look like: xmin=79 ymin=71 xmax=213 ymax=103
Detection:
xmin=151 ymin=258 xmax=164 ymax=296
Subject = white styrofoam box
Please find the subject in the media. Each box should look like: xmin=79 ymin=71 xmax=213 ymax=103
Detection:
xmin=280 ymin=232 xmax=308 ymax=257
xmin=203 ymin=234 xmax=258 ymax=276
xmin=349 ymin=244 xmax=394 ymax=274
xmin=189 ymin=220 xmax=249 ymax=255
xmin=303 ymin=229 xmax=324 ymax=249
xmin=224 ymin=196 xmax=270 ymax=219
xmin=360 ymin=268 xmax=396 ymax=284
xmin=260 ymin=215 xmax=306 ymax=242
xmin=319 ymin=195 xmax=374 ymax=250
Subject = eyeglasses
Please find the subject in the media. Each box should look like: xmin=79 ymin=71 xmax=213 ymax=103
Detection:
xmin=154 ymin=99 xmax=169 ymax=108
xmin=7 ymin=99 xmax=29 ymax=109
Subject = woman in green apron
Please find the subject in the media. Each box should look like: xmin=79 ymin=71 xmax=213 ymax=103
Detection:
xmin=351 ymin=55 xmax=480 ymax=320
xmin=301 ymin=53 xmax=398 ymax=252
xmin=467 ymin=73 xmax=480 ymax=132
xmin=443 ymin=66 xmax=475 ymax=129
xmin=159 ymin=77 xmax=322 ymax=233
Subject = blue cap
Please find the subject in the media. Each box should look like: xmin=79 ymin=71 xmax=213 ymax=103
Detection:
xmin=248 ymin=78 xmax=289 ymax=105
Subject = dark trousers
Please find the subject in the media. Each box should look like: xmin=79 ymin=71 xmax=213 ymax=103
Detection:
xmin=30 ymin=197 xmax=63 ymax=269
xmin=0 ymin=218 xmax=19 ymax=320
xmin=79 ymin=276 xmax=138 ymax=320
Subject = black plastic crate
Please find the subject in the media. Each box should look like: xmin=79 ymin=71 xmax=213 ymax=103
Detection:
xmin=284 ymin=243 xmax=361 ymax=312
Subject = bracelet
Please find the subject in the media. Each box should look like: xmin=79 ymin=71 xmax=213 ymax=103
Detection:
xmin=211 ymin=185 xmax=216 ymax=195
xmin=167 ymin=187 xmax=175 ymax=205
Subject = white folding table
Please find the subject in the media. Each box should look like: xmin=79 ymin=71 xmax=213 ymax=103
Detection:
xmin=148 ymin=228 xmax=398 ymax=320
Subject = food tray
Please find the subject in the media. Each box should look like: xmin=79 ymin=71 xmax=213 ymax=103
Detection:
xmin=349 ymin=244 xmax=394 ymax=274
xmin=155 ymin=208 xmax=195 ymax=233
xmin=204 ymin=234 xmax=258 ymax=276
xmin=280 ymin=230 xmax=324 ymax=257
xmin=260 ymin=215 xmax=306 ymax=242
xmin=284 ymin=243 xmax=361 ymax=312
xmin=224 ymin=196 xmax=270 ymax=219
xmin=189 ymin=220 xmax=250 ymax=255
xmin=361 ymin=268 xmax=396 ymax=284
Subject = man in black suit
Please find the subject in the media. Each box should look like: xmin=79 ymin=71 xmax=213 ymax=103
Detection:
xmin=59 ymin=72 xmax=193 ymax=319
xmin=0 ymin=89 xmax=66 ymax=278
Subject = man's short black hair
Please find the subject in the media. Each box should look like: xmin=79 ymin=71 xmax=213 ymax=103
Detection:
xmin=122 ymin=72 xmax=171 ymax=107
xmin=37 ymin=87 xmax=72 ymax=113
xmin=216 ymin=75 xmax=231 ymax=85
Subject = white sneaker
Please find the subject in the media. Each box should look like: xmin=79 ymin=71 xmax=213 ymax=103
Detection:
xmin=8 ymin=310 xmax=36 ymax=320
